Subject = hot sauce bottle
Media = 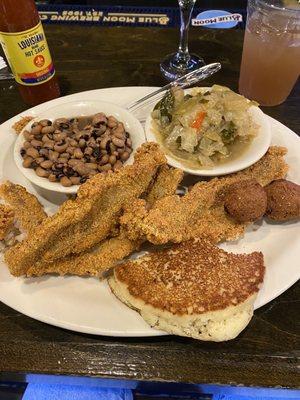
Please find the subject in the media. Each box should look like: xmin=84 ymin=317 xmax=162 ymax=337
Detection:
xmin=0 ymin=0 xmax=60 ymax=105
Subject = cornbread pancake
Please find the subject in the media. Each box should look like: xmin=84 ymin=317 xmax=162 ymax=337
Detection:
xmin=109 ymin=238 xmax=265 ymax=341
xmin=22 ymin=166 xmax=183 ymax=277
xmin=0 ymin=204 xmax=14 ymax=240
xmin=5 ymin=143 xmax=166 ymax=276
xmin=224 ymin=179 xmax=267 ymax=223
xmin=265 ymin=179 xmax=300 ymax=221
xmin=0 ymin=181 xmax=47 ymax=233
xmin=121 ymin=146 xmax=288 ymax=244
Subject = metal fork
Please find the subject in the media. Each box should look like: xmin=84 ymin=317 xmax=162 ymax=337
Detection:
xmin=126 ymin=62 xmax=221 ymax=123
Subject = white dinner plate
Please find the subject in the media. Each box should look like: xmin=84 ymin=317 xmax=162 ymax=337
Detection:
xmin=0 ymin=86 xmax=299 ymax=337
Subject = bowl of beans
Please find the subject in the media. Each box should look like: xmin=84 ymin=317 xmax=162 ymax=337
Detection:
xmin=14 ymin=100 xmax=145 ymax=193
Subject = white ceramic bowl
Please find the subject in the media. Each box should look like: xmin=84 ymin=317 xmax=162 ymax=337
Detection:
xmin=145 ymin=87 xmax=271 ymax=176
xmin=14 ymin=100 xmax=146 ymax=194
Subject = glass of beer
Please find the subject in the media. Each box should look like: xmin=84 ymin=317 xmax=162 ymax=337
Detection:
xmin=239 ymin=0 xmax=300 ymax=106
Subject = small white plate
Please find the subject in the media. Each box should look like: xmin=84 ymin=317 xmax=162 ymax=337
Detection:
xmin=14 ymin=100 xmax=145 ymax=194
xmin=0 ymin=86 xmax=299 ymax=337
xmin=145 ymin=88 xmax=271 ymax=176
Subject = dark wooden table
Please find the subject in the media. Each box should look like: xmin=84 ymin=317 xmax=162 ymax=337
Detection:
xmin=0 ymin=26 xmax=299 ymax=389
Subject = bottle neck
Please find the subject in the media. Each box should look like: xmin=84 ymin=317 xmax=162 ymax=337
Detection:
xmin=0 ymin=0 xmax=39 ymax=32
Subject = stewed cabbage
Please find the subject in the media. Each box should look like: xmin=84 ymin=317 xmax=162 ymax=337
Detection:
xmin=151 ymin=85 xmax=258 ymax=167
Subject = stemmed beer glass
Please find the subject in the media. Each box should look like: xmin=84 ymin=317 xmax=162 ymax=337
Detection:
xmin=160 ymin=0 xmax=205 ymax=80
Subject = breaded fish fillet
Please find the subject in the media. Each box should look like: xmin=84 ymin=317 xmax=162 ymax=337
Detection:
xmin=0 ymin=204 xmax=14 ymax=240
xmin=0 ymin=181 xmax=47 ymax=233
xmin=144 ymin=165 xmax=184 ymax=207
xmin=12 ymin=116 xmax=33 ymax=134
xmin=5 ymin=143 xmax=166 ymax=276
xmin=23 ymin=165 xmax=183 ymax=277
xmin=25 ymin=234 xmax=140 ymax=277
xmin=121 ymin=147 xmax=288 ymax=244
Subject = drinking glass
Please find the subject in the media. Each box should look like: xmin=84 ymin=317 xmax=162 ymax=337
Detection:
xmin=239 ymin=0 xmax=300 ymax=106
xmin=160 ymin=0 xmax=205 ymax=80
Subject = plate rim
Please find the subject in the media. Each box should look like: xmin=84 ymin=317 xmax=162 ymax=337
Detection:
xmin=0 ymin=279 xmax=166 ymax=337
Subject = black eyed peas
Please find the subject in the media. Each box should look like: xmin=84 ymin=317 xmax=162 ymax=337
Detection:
xmin=20 ymin=113 xmax=133 ymax=187
xmin=26 ymin=147 xmax=39 ymax=159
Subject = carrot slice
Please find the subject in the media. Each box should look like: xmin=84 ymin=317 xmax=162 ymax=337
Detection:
xmin=191 ymin=111 xmax=206 ymax=130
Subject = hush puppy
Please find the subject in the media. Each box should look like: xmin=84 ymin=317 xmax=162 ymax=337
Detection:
xmin=224 ymin=179 xmax=267 ymax=223
xmin=265 ymin=179 xmax=300 ymax=221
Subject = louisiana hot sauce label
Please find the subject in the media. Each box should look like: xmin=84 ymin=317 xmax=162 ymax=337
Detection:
xmin=0 ymin=22 xmax=55 ymax=86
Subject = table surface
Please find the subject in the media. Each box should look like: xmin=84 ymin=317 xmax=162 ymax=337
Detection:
xmin=0 ymin=26 xmax=299 ymax=389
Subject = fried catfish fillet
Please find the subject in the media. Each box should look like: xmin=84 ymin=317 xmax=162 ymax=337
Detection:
xmin=144 ymin=165 xmax=184 ymax=207
xmin=5 ymin=143 xmax=166 ymax=276
xmin=23 ymin=165 xmax=183 ymax=277
xmin=0 ymin=181 xmax=47 ymax=233
xmin=0 ymin=204 xmax=14 ymax=240
xmin=121 ymin=147 xmax=288 ymax=244
xmin=25 ymin=234 xmax=140 ymax=277
xmin=12 ymin=116 xmax=33 ymax=134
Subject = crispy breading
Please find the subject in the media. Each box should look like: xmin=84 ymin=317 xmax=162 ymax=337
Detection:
xmin=12 ymin=116 xmax=33 ymax=134
xmin=145 ymin=165 xmax=184 ymax=207
xmin=5 ymin=143 xmax=166 ymax=276
xmin=121 ymin=147 xmax=288 ymax=244
xmin=0 ymin=181 xmax=47 ymax=233
xmin=0 ymin=204 xmax=14 ymax=240
xmin=23 ymin=166 xmax=183 ymax=277
xmin=25 ymin=234 xmax=140 ymax=277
